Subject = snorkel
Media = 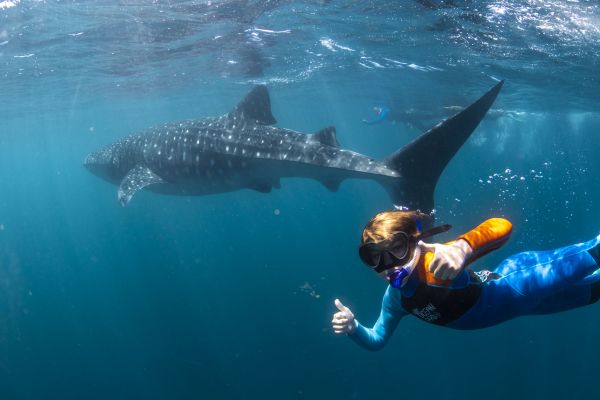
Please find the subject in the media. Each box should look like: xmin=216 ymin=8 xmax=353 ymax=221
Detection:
xmin=387 ymin=221 xmax=424 ymax=288
xmin=385 ymin=240 xmax=422 ymax=288
xmin=388 ymin=269 xmax=409 ymax=288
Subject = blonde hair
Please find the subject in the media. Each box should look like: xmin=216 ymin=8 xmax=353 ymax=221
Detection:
xmin=361 ymin=210 xmax=429 ymax=244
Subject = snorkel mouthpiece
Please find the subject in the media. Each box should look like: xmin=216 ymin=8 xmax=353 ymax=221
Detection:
xmin=389 ymin=268 xmax=410 ymax=289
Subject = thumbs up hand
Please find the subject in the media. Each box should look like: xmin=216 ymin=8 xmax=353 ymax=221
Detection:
xmin=332 ymin=298 xmax=357 ymax=335
xmin=418 ymin=239 xmax=473 ymax=281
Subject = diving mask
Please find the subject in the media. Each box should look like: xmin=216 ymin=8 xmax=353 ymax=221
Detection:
xmin=358 ymin=223 xmax=452 ymax=278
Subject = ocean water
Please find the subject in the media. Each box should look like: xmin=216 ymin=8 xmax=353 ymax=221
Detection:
xmin=1 ymin=1 xmax=600 ymax=399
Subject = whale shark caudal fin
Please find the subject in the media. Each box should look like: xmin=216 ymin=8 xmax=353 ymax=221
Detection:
xmin=381 ymin=80 xmax=504 ymax=213
xmin=118 ymin=165 xmax=165 ymax=207
xmin=228 ymin=85 xmax=277 ymax=125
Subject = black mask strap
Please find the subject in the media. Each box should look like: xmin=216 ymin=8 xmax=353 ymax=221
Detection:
xmin=418 ymin=224 xmax=452 ymax=240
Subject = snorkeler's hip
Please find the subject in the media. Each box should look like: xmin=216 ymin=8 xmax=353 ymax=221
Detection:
xmin=446 ymin=272 xmax=600 ymax=330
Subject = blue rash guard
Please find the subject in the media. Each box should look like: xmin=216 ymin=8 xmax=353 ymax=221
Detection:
xmin=350 ymin=220 xmax=600 ymax=351
xmin=362 ymin=107 xmax=390 ymax=125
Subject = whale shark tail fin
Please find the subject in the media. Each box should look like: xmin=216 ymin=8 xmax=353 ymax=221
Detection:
xmin=229 ymin=85 xmax=277 ymax=125
xmin=381 ymin=80 xmax=504 ymax=213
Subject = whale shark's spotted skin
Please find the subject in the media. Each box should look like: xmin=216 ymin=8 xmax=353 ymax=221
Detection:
xmin=85 ymin=82 xmax=503 ymax=207
xmin=102 ymin=115 xmax=397 ymax=180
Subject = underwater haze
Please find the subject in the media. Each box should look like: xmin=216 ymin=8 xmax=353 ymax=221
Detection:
xmin=1 ymin=0 xmax=600 ymax=399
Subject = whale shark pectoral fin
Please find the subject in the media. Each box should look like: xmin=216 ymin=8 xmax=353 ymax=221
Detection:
xmin=229 ymin=85 xmax=277 ymax=125
xmin=311 ymin=126 xmax=339 ymax=147
xmin=250 ymin=178 xmax=281 ymax=193
xmin=320 ymin=179 xmax=342 ymax=192
xmin=249 ymin=182 xmax=272 ymax=193
xmin=117 ymin=165 xmax=165 ymax=207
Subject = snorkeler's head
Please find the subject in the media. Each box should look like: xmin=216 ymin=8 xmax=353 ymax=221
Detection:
xmin=359 ymin=210 xmax=450 ymax=280
xmin=361 ymin=210 xmax=425 ymax=243
xmin=359 ymin=211 xmax=426 ymax=269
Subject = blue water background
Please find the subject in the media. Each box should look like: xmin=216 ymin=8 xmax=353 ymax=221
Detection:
xmin=1 ymin=1 xmax=600 ymax=399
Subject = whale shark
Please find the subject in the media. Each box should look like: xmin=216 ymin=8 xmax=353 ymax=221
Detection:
xmin=84 ymin=81 xmax=503 ymax=211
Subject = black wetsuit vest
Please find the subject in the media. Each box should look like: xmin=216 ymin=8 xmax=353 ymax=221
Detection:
xmin=400 ymin=268 xmax=501 ymax=326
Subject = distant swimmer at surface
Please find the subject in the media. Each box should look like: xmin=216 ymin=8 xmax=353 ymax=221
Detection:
xmin=362 ymin=106 xmax=391 ymax=126
xmin=362 ymin=105 xmax=522 ymax=130
xmin=331 ymin=210 xmax=600 ymax=350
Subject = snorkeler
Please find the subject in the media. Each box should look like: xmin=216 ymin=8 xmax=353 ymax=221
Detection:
xmin=362 ymin=105 xmax=520 ymax=130
xmin=331 ymin=210 xmax=600 ymax=350
xmin=362 ymin=106 xmax=391 ymax=125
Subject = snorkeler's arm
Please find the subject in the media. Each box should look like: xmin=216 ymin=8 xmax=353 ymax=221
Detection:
xmin=362 ymin=107 xmax=390 ymax=125
xmin=458 ymin=218 xmax=513 ymax=263
xmin=350 ymin=286 xmax=407 ymax=351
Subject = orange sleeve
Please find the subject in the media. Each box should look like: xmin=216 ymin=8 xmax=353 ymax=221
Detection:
xmin=458 ymin=218 xmax=512 ymax=263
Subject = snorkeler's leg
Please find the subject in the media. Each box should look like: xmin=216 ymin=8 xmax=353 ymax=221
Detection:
xmin=494 ymin=236 xmax=600 ymax=304
xmin=448 ymin=238 xmax=600 ymax=329
xmin=523 ymin=243 xmax=600 ymax=315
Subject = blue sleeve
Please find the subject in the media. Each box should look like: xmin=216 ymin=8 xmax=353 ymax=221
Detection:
xmin=362 ymin=107 xmax=390 ymax=125
xmin=349 ymin=286 xmax=407 ymax=351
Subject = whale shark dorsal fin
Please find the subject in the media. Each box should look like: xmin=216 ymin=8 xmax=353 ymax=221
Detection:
xmin=117 ymin=165 xmax=165 ymax=207
xmin=229 ymin=85 xmax=277 ymax=125
xmin=311 ymin=126 xmax=339 ymax=147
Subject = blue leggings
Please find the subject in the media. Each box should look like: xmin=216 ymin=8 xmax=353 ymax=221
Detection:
xmin=449 ymin=236 xmax=600 ymax=330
